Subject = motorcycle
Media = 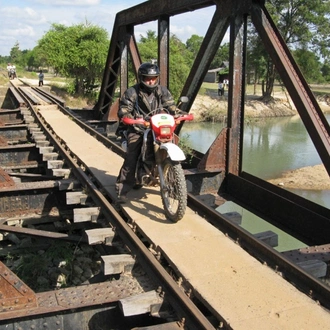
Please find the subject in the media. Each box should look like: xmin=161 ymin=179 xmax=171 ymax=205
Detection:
xmin=9 ymin=68 xmax=16 ymax=80
xmin=120 ymin=97 xmax=193 ymax=222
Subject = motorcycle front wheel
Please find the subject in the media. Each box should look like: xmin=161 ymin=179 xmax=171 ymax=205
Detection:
xmin=160 ymin=159 xmax=187 ymax=222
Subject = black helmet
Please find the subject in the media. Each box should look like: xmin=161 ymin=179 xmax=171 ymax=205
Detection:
xmin=138 ymin=62 xmax=160 ymax=92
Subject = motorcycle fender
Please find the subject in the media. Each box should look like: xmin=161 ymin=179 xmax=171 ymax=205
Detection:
xmin=160 ymin=143 xmax=186 ymax=161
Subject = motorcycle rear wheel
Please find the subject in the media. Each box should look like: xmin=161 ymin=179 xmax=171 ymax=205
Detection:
xmin=161 ymin=159 xmax=187 ymax=222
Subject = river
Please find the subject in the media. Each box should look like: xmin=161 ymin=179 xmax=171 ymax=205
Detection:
xmin=181 ymin=114 xmax=330 ymax=251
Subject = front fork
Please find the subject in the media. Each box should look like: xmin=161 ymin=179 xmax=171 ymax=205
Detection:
xmin=154 ymin=142 xmax=167 ymax=191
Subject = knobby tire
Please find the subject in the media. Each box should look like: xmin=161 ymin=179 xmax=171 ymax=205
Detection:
xmin=161 ymin=159 xmax=187 ymax=222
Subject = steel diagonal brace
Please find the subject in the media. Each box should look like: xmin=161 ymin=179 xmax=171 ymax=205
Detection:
xmin=250 ymin=3 xmax=330 ymax=175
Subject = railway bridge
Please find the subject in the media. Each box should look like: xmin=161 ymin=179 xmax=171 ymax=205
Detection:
xmin=0 ymin=0 xmax=329 ymax=329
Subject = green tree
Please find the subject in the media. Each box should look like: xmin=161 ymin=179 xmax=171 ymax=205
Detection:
xmin=293 ymin=48 xmax=324 ymax=83
xmin=185 ymin=35 xmax=229 ymax=69
xmin=185 ymin=34 xmax=203 ymax=64
xmin=137 ymin=30 xmax=191 ymax=100
xmin=10 ymin=42 xmax=23 ymax=66
xmin=37 ymin=21 xmax=109 ymax=95
xmin=321 ymin=60 xmax=330 ymax=82
xmin=211 ymin=42 xmax=230 ymax=69
xmin=249 ymin=1 xmax=330 ymax=98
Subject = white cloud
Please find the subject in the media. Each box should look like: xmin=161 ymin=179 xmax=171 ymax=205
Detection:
xmin=0 ymin=1 xmax=219 ymax=56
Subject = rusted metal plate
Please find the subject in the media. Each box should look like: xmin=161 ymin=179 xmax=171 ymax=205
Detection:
xmin=0 ymin=275 xmax=147 ymax=320
xmin=197 ymin=128 xmax=227 ymax=171
xmin=0 ymin=261 xmax=37 ymax=313
xmin=282 ymin=244 xmax=330 ymax=263
xmin=0 ymin=167 xmax=15 ymax=188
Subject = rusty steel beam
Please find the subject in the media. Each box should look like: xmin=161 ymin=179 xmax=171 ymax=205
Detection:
xmin=226 ymin=15 xmax=247 ymax=176
xmin=250 ymin=3 xmax=330 ymax=176
xmin=0 ymin=223 xmax=84 ymax=243
xmin=158 ymin=15 xmax=170 ymax=87
xmin=115 ymin=0 xmax=215 ymax=27
xmin=0 ymin=262 xmax=37 ymax=314
xmin=226 ymin=172 xmax=330 ymax=245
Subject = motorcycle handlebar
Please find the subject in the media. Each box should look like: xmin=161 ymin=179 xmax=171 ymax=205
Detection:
xmin=121 ymin=113 xmax=194 ymax=125
xmin=174 ymin=113 xmax=194 ymax=122
xmin=121 ymin=117 xmax=145 ymax=125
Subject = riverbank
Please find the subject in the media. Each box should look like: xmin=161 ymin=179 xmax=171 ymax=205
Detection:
xmin=267 ymin=164 xmax=330 ymax=190
xmin=190 ymin=91 xmax=330 ymax=121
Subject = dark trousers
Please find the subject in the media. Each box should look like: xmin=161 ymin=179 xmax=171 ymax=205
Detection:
xmin=116 ymin=132 xmax=143 ymax=195
xmin=116 ymin=131 xmax=154 ymax=196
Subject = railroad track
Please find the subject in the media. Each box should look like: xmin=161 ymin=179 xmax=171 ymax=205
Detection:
xmin=0 ymin=80 xmax=329 ymax=329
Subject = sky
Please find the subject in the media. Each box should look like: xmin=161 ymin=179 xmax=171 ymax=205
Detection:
xmin=0 ymin=0 xmax=225 ymax=57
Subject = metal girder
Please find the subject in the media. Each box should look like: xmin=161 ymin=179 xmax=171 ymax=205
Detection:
xmin=250 ymin=3 xmax=330 ymax=176
xmin=226 ymin=172 xmax=330 ymax=245
xmin=0 ymin=261 xmax=37 ymax=314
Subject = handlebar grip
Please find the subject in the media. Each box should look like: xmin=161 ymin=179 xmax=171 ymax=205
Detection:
xmin=122 ymin=117 xmax=145 ymax=125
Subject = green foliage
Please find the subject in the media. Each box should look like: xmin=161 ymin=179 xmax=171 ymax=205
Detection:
xmin=321 ymin=61 xmax=330 ymax=82
xmin=37 ymin=21 xmax=109 ymax=96
xmin=185 ymin=34 xmax=203 ymax=64
xmin=137 ymin=30 xmax=191 ymax=100
xmin=293 ymin=48 xmax=324 ymax=83
xmin=14 ymin=242 xmax=76 ymax=291
xmin=10 ymin=42 xmax=23 ymax=66
xmin=247 ymin=1 xmax=330 ymax=98
xmin=178 ymin=133 xmax=193 ymax=157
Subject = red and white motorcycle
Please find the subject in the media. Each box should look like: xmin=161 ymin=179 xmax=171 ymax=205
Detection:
xmin=121 ymin=97 xmax=193 ymax=222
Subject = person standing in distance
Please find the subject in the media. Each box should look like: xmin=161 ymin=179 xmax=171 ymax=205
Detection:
xmin=38 ymin=70 xmax=44 ymax=87
xmin=115 ymin=62 xmax=178 ymax=202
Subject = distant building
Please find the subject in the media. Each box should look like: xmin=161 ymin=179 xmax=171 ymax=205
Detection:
xmin=204 ymin=61 xmax=229 ymax=83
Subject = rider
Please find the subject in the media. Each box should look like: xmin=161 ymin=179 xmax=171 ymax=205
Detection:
xmin=115 ymin=62 xmax=179 ymax=202
xmin=7 ymin=63 xmax=12 ymax=78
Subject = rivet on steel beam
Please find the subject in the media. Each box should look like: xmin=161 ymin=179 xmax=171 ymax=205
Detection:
xmin=156 ymin=286 xmax=162 ymax=293
xmin=218 ymin=321 xmax=224 ymax=328
xmin=177 ymin=277 xmax=183 ymax=287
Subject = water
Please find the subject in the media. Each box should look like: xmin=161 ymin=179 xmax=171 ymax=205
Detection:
xmin=181 ymin=114 xmax=330 ymax=251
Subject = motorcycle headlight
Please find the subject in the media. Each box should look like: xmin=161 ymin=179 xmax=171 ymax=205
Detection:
xmin=160 ymin=127 xmax=171 ymax=135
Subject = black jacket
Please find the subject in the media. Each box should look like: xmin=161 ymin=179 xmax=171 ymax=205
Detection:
xmin=117 ymin=84 xmax=177 ymax=134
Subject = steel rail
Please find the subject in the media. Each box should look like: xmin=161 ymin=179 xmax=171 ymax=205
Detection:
xmin=11 ymin=84 xmax=217 ymax=330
